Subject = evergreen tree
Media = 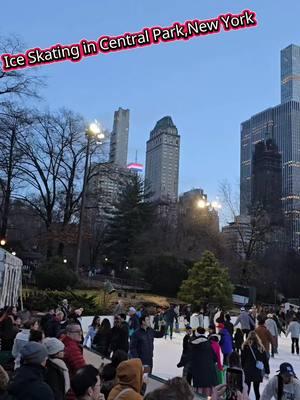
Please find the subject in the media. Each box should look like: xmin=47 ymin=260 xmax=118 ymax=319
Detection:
xmin=105 ymin=174 xmax=155 ymax=271
xmin=178 ymin=250 xmax=233 ymax=307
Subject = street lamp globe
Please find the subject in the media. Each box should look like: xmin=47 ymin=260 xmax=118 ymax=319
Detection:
xmin=197 ymin=199 xmax=206 ymax=209
xmin=88 ymin=122 xmax=101 ymax=135
xmin=0 ymin=239 xmax=6 ymax=246
xmin=63 ymin=258 xmax=67 ymax=264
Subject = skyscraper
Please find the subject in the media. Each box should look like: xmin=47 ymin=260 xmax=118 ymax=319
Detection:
xmin=252 ymin=139 xmax=283 ymax=226
xmin=281 ymin=44 xmax=300 ymax=103
xmin=240 ymin=44 xmax=300 ymax=250
xmin=109 ymin=108 xmax=129 ymax=167
xmin=145 ymin=116 xmax=180 ymax=202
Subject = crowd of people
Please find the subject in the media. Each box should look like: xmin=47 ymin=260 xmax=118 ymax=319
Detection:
xmin=176 ymin=304 xmax=300 ymax=399
xmin=0 ymin=300 xmax=298 ymax=399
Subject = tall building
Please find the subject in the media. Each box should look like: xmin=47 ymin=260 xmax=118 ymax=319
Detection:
xmin=241 ymin=44 xmax=300 ymax=251
xmin=86 ymin=162 xmax=134 ymax=222
xmin=281 ymin=44 xmax=300 ymax=103
xmin=109 ymin=108 xmax=129 ymax=167
xmin=178 ymin=188 xmax=219 ymax=232
xmin=145 ymin=116 xmax=180 ymax=202
xmin=252 ymin=139 xmax=283 ymax=226
xmin=221 ymin=216 xmax=252 ymax=259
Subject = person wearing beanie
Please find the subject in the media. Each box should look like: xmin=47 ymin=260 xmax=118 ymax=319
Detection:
xmin=128 ymin=307 xmax=140 ymax=337
xmin=44 ymin=338 xmax=70 ymax=400
xmin=8 ymin=341 xmax=54 ymax=400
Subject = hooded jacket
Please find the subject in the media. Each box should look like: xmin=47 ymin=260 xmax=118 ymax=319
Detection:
xmin=8 ymin=364 xmax=54 ymax=400
xmin=108 ymin=359 xmax=143 ymax=400
xmin=265 ymin=318 xmax=278 ymax=337
xmin=190 ymin=335 xmax=217 ymax=388
xmin=129 ymin=326 xmax=164 ymax=367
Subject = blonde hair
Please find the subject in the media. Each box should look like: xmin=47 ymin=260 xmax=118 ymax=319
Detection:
xmin=242 ymin=331 xmax=265 ymax=353
xmin=0 ymin=365 xmax=9 ymax=391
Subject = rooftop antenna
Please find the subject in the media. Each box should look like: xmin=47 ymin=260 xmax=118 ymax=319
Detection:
xmin=135 ymin=149 xmax=138 ymax=163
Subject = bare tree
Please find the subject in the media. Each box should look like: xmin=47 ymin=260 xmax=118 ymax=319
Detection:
xmin=0 ymin=36 xmax=44 ymax=99
xmin=0 ymin=102 xmax=32 ymax=238
xmin=17 ymin=111 xmax=70 ymax=257
xmin=219 ymin=181 xmax=272 ymax=283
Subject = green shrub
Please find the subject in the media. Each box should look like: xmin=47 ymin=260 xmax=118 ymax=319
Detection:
xmin=35 ymin=257 xmax=78 ymax=290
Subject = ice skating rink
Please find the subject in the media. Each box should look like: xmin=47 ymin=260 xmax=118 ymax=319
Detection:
xmin=152 ymin=332 xmax=300 ymax=400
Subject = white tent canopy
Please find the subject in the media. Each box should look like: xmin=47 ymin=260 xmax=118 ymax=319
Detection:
xmin=0 ymin=249 xmax=22 ymax=309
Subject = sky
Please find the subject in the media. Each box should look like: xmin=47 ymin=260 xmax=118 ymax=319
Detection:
xmin=2 ymin=1 xmax=300 ymax=205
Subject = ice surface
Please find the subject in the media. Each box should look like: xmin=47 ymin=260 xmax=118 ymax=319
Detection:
xmin=152 ymin=332 xmax=300 ymax=400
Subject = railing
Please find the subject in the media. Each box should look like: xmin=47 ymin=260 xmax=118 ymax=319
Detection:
xmin=85 ymin=274 xmax=152 ymax=291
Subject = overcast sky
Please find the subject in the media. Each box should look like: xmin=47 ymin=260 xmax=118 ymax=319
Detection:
xmin=2 ymin=0 xmax=300 ymax=205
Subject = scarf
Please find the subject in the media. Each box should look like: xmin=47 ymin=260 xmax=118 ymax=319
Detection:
xmin=49 ymin=357 xmax=71 ymax=394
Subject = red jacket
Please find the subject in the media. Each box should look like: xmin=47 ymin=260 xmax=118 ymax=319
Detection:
xmin=61 ymin=335 xmax=86 ymax=400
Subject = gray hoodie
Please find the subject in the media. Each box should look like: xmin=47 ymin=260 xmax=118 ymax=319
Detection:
xmin=287 ymin=321 xmax=300 ymax=339
xmin=261 ymin=376 xmax=300 ymax=400
xmin=234 ymin=311 xmax=252 ymax=330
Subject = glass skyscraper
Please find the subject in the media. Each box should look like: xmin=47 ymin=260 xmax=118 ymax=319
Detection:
xmin=281 ymin=44 xmax=300 ymax=103
xmin=241 ymin=45 xmax=300 ymax=250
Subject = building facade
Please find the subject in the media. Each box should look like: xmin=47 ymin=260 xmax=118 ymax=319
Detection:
xmin=252 ymin=139 xmax=283 ymax=226
xmin=109 ymin=108 xmax=130 ymax=167
xmin=86 ymin=162 xmax=134 ymax=222
xmin=145 ymin=116 xmax=180 ymax=203
xmin=240 ymin=44 xmax=300 ymax=251
xmin=281 ymin=44 xmax=300 ymax=104
xmin=221 ymin=215 xmax=252 ymax=259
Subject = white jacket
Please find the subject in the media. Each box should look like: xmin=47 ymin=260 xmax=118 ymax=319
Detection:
xmin=12 ymin=329 xmax=30 ymax=369
xmin=261 ymin=376 xmax=300 ymax=400
xmin=287 ymin=321 xmax=300 ymax=338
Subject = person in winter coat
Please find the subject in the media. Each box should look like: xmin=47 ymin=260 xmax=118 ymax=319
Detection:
xmin=234 ymin=308 xmax=253 ymax=339
xmin=234 ymin=328 xmax=244 ymax=355
xmin=8 ymin=341 xmax=54 ymax=400
xmin=208 ymin=334 xmax=223 ymax=385
xmin=218 ymin=324 xmax=233 ymax=365
xmin=286 ymin=316 xmax=300 ymax=355
xmin=190 ymin=327 xmax=217 ymax=396
xmin=261 ymin=362 xmax=300 ymax=400
xmin=83 ymin=316 xmax=100 ymax=348
xmin=224 ymin=314 xmax=234 ymax=337
xmin=163 ymin=305 xmax=178 ymax=340
xmin=100 ymin=350 xmax=128 ymax=400
xmin=265 ymin=314 xmax=278 ymax=357
xmin=129 ymin=315 xmax=164 ymax=371
xmin=92 ymin=318 xmax=111 ymax=358
xmin=107 ymin=359 xmax=143 ymax=400
xmin=44 ymin=337 xmax=70 ymax=400
xmin=128 ymin=308 xmax=140 ymax=337
xmin=241 ymin=331 xmax=270 ymax=400
xmin=71 ymin=364 xmax=105 ymax=400
xmin=255 ymin=319 xmax=274 ymax=360
xmin=177 ymin=325 xmax=193 ymax=384
xmin=12 ymin=319 xmax=39 ymax=370
xmin=109 ymin=315 xmax=129 ymax=355
xmin=61 ymin=324 xmax=86 ymax=400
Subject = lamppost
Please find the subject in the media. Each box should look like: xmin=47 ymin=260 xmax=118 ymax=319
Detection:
xmin=75 ymin=122 xmax=105 ymax=274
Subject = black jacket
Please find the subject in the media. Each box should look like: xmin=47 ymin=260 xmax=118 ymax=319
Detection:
xmin=45 ymin=359 xmax=66 ymax=400
xmin=129 ymin=327 xmax=164 ymax=367
xmin=241 ymin=344 xmax=270 ymax=383
xmin=164 ymin=309 xmax=178 ymax=324
xmin=8 ymin=364 xmax=55 ymax=400
xmin=92 ymin=329 xmax=111 ymax=357
xmin=109 ymin=326 xmax=129 ymax=354
xmin=189 ymin=335 xmax=217 ymax=388
xmin=224 ymin=321 xmax=234 ymax=337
